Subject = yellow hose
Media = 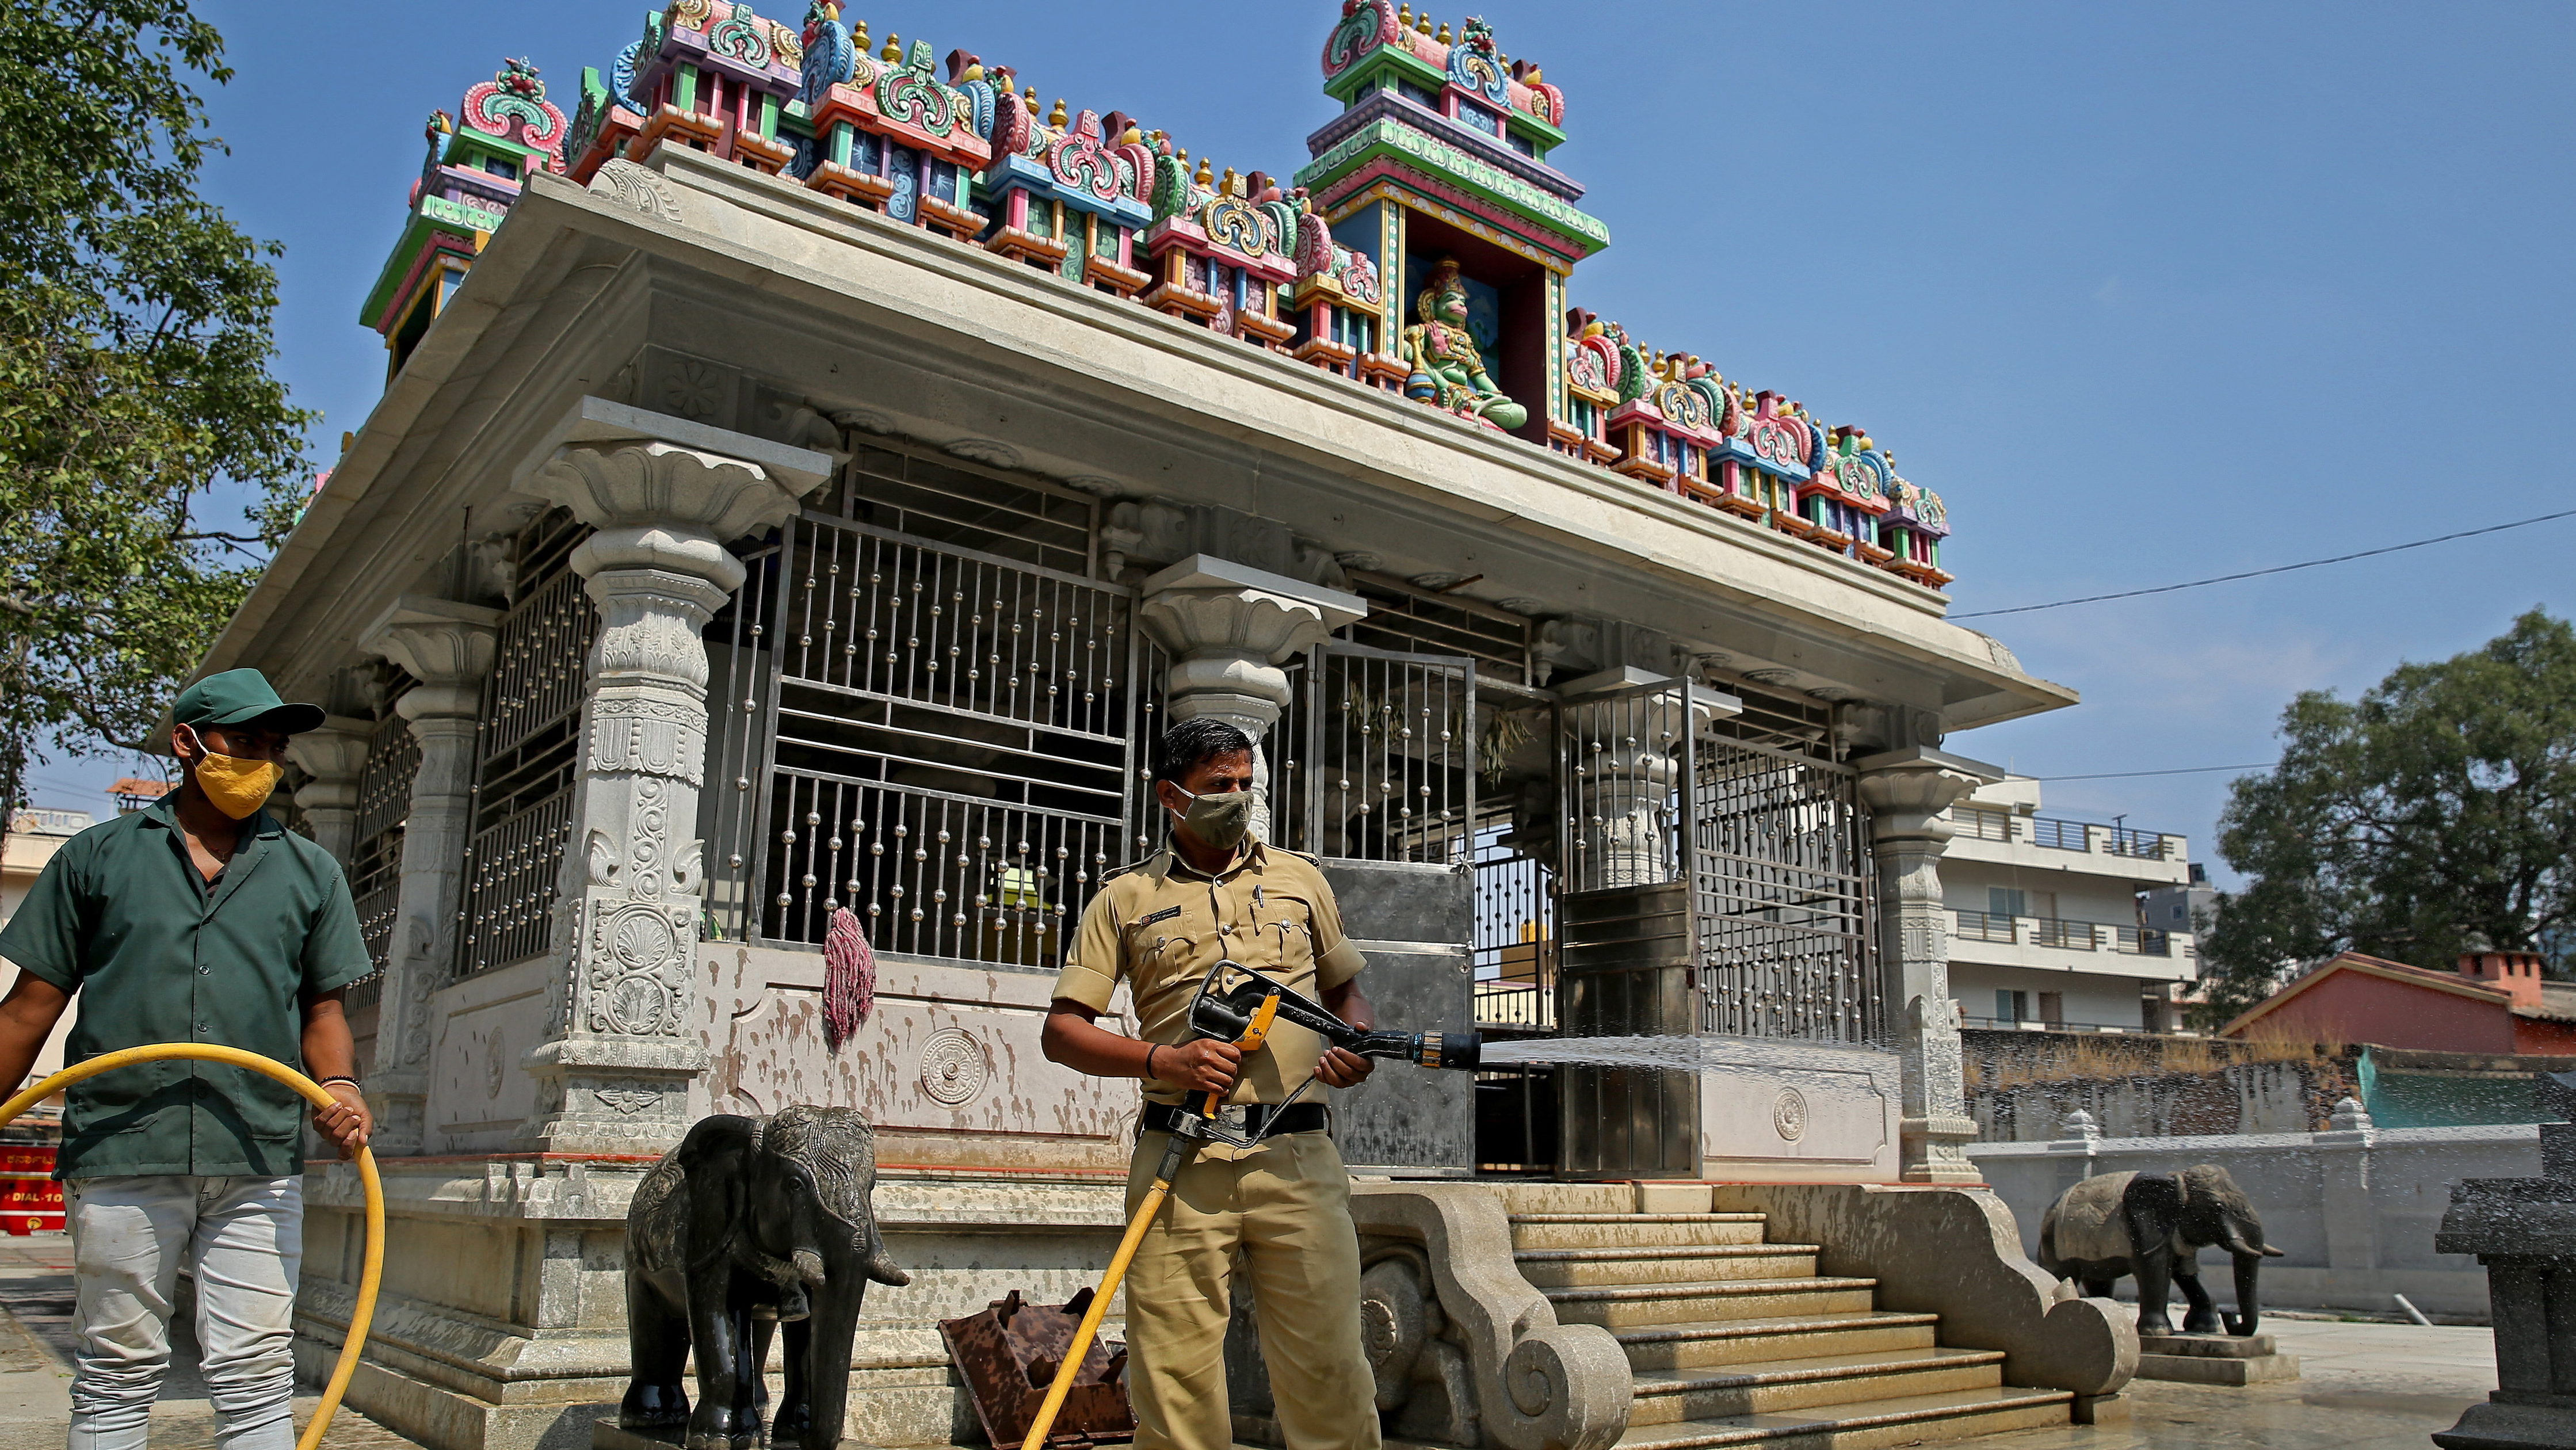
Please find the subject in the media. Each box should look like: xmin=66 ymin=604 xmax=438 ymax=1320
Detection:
xmin=0 ymin=1044 xmax=384 ymax=1450
xmin=1020 ymin=1176 xmax=1173 ymax=1450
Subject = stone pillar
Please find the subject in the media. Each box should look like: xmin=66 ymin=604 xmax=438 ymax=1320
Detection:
xmin=510 ymin=421 xmax=830 ymax=1155
xmin=1135 ymin=555 xmax=1364 ymax=844
xmin=284 ymin=716 xmax=376 ymax=864
xmin=1856 ymin=747 xmax=1998 ymax=1184
xmin=360 ymin=597 xmax=503 ymax=1157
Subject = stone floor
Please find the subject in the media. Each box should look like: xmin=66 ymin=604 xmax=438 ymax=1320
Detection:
xmin=1976 ymin=1315 xmax=2499 ymax=1450
xmin=0 ymin=1234 xmax=2507 ymax=1450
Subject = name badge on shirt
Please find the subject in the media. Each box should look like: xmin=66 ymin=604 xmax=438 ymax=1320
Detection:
xmin=1138 ymin=906 xmax=1182 ymax=928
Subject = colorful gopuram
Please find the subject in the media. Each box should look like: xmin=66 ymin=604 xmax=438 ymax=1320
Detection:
xmin=376 ymin=0 xmax=1952 ymax=590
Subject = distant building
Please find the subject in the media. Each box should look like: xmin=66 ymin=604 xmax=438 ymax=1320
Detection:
xmin=1 ymin=809 xmax=92 ymax=928
xmin=1939 ymin=776 xmax=2196 ymax=1035
xmin=2139 ymin=861 xmax=2218 ymax=946
xmin=0 ymin=808 xmax=96 ymax=1097
xmin=2221 ymin=949 xmax=2576 ymax=1055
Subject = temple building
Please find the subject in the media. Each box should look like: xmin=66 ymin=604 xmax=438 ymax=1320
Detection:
xmin=194 ymin=5 xmax=2133 ymax=1448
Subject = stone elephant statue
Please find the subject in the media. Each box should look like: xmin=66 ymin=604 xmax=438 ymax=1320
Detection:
xmin=620 ymin=1106 xmax=911 ymax=1450
xmin=2039 ymin=1164 xmax=2283 ymax=1336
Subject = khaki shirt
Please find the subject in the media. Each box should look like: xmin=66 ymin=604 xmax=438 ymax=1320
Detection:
xmin=1058 ymin=841 xmax=1368 ymax=1106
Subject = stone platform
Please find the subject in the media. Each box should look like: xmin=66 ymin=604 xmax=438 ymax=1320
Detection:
xmin=2134 ymin=1332 xmax=2302 ymax=1386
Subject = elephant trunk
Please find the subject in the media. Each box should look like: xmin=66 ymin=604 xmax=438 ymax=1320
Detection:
xmin=2223 ymin=1251 xmax=2262 ymax=1337
xmin=797 ymin=1278 xmax=868 ymax=1450
xmin=856 ymin=1224 xmax=910 ymax=1287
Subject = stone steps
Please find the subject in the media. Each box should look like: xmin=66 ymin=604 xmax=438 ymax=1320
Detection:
xmin=1548 ymin=1276 xmax=1886 ymax=1327
xmin=1608 ymin=1384 xmax=2075 ymax=1450
xmin=1612 ymin=1311 xmax=1944 ymax=1371
xmin=1626 ymin=1347 xmax=2012 ymax=1425
xmin=1516 ymin=1244 xmax=1825 ymax=1289
xmin=1522 ymin=1205 xmax=2070 ymax=1450
xmin=1509 ymin=1213 xmax=1774 ymax=1249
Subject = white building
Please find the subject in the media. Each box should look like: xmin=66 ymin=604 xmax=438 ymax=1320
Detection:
xmin=1940 ymin=777 xmax=2195 ymax=1033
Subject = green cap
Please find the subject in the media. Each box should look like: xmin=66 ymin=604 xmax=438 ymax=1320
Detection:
xmin=171 ymin=669 xmax=326 ymax=735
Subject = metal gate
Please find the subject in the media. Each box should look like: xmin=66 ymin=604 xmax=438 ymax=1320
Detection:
xmin=706 ymin=512 xmax=1158 ymax=967
xmin=1548 ymin=674 xmax=1878 ymax=1177
xmin=1270 ymin=643 xmax=1477 ymax=864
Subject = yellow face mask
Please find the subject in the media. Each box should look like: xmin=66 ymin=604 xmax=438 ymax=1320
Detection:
xmin=189 ymin=742 xmax=284 ymax=820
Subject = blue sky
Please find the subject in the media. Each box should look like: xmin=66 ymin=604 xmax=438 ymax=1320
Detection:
xmin=33 ymin=1 xmax=2576 ymax=887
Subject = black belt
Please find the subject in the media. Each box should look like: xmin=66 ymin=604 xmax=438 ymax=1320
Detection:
xmin=1140 ymin=1102 xmax=1327 ymax=1138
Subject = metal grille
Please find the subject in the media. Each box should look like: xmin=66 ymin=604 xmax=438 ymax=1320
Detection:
xmin=457 ymin=511 xmax=593 ymax=975
xmin=834 ymin=441 xmax=1096 ymax=578
xmin=346 ymin=712 xmax=422 ymax=1003
xmin=1339 ymin=571 xmax=1536 ymax=685
xmin=713 ymin=512 xmax=1155 ymax=963
xmin=1274 ymin=644 xmax=1475 ymax=864
xmin=1558 ymin=680 xmax=1691 ymax=895
xmin=1689 ymin=742 xmax=1878 ymax=1044
xmin=1472 ymin=837 xmax=1556 ymax=1032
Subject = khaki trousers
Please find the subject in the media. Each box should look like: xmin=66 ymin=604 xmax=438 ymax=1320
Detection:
xmin=1121 ymin=1130 xmax=1381 ymax=1450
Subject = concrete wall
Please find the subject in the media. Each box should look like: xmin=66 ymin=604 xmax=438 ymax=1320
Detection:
xmin=1968 ymin=1120 xmax=2537 ymax=1319
xmin=1962 ymin=1030 xmax=2360 ymax=1141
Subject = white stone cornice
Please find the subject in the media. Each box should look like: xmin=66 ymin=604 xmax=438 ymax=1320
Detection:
xmin=1855 ymin=747 xmax=2006 ymax=846
xmin=363 ymin=596 xmax=503 ymax=691
xmin=514 ymin=395 xmax=837 ymax=501
xmin=529 ymin=442 xmax=816 ymax=597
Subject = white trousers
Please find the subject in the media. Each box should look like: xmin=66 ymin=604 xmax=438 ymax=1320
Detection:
xmin=66 ymin=1176 xmax=303 ymax=1450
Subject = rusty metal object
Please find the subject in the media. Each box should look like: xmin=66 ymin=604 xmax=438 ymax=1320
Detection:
xmin=940 ymin=1288 xmax=1135 ymax=1448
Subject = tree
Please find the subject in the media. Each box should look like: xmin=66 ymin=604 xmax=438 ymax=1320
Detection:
xmin=0 ymin=1 xmax=311 ymax=835
xmin=2195 ymin=609 xmax=2576 ymax=1025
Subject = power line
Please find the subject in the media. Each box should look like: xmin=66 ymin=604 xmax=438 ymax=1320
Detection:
xmin=2033 ymin=763 xmax=2273 ymax=782
xmin=1953 ymin=507 xmax=2576 ymax=619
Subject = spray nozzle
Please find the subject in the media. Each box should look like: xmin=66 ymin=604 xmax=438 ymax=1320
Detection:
xmin=1348 ymin=1029 xmax=1482 ymax=1071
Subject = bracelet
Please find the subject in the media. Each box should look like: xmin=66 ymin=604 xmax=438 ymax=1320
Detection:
xmin=319 ymin=1077 xmax=361 ymax=1089
xmin=1143 ymin=1045 xmax=1159 ymax=1081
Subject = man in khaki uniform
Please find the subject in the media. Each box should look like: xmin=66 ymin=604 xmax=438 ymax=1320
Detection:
xmin=1044 ymin=717 xmax=1382 ymax=1450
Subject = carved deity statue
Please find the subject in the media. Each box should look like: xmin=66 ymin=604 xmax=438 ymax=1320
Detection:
xmin=1400 ymin=257 xmax=1525 ymax=431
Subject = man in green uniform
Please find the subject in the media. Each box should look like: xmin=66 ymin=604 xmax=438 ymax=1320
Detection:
xmin=0 ymin=668 xmax=374 ymax=1450
xmin=1044 ymin=717 xmax=1382 ymax=1450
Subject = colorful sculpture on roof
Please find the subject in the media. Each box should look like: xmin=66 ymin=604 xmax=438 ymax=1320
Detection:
xmin=1403 ymin=258 xmax=1522 ymax=430
xmin=366 ymin=1 xmax=1953 ymax=591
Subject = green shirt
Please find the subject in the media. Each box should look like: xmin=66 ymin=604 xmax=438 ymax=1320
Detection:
xmin=0 ymin=799 xmax=374 ymax=1179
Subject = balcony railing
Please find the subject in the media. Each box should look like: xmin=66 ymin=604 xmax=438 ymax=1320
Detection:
xmin=1949 ymin=910 xmax=2173 ymax=957
xmin=1947 ymin=806 xmax=2183 ymax=864
xmin=1960 ymin=1015 xmax=2151 ymax=1035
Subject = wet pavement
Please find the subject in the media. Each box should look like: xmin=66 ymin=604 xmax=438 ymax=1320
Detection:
xmin=1978 ymin=1315 xmax=2498 ymax=1450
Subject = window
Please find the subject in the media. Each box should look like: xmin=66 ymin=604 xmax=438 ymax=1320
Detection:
xmin=1399 ymin=80 xmax=1440 ymax=110
xmin=1997 ymin=990 xmax=2028 ymax=1024
xmin=1503 ymin=127 xmax=1537 ymax=158
xmin=1456 ymin=100 xmax=1503 ymax=138
xmin=1989 ymin=887 xmax=2027 ymax=919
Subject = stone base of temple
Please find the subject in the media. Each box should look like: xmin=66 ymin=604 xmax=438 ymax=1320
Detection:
xmin=291 ymin=1156 xmax=1130 ymax=1450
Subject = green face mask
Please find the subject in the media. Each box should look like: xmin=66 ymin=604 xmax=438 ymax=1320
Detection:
xmin=1168 ymin=783 xmax=1254 ymax=851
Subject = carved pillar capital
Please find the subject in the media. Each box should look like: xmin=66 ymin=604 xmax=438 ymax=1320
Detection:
xmin=1854 ymin=754 xmax=1989 ymax=847
xmin=364 ymin=596 xmax=504 ymax=720
xmin=529 ymin=440 xmax=814 ymax=594
xmin=1136 ymin=556 xmax=1365 ymax=842
xmin=284 ymin=714 xmax=375 ymax=865
xmin=1853 ymin=747 xmax=2003 ymax=1185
